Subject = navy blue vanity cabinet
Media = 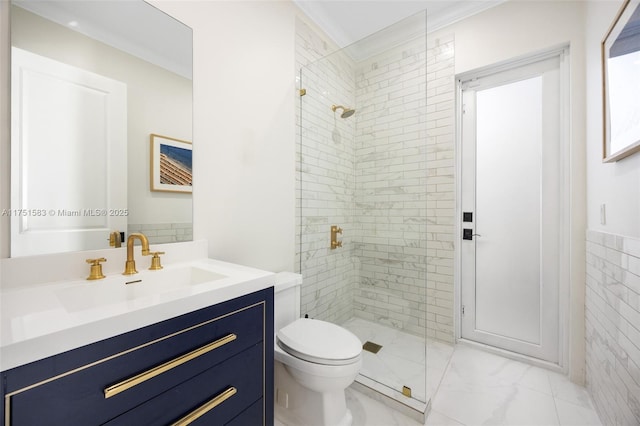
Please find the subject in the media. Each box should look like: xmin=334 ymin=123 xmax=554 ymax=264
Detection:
xmin=1 ymin=287 xmax=274 ymax=426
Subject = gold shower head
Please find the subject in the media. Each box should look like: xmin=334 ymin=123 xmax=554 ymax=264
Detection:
xmin=331 ymin=104 xmax=355 ymax=119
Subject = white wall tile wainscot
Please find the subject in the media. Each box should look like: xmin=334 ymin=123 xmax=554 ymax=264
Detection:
xmin=585 ymin=230 xmax=640 ymax=425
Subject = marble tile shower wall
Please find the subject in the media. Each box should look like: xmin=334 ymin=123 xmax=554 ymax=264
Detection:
xmin=585 ymin=230 xmax=640 ymax=425
xmin=425 ymin=36 xmax=455 ymax=342
xmin=295 ymin=17 xmax=357 ymax=323
xmin=351 ymin=35 xmax=455 ymax=341
xmin=351 ymin=36 xmax=427 ymax=337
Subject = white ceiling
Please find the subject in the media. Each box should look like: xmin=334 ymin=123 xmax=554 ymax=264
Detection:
xmin=293 ymin=0 xmax=506 ymax=48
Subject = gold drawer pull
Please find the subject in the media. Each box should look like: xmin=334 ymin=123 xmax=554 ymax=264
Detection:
xmin=104 ymin=333 xmax=237 ymax=399
xmin=172 ymin=387 xmax=237 ymax=426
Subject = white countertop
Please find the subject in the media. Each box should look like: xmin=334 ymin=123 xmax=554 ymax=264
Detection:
xmin=0 ymin=257 xmax=275 ymax=371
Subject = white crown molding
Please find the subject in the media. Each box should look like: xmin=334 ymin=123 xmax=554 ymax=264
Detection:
xmin=293 ymin=0 xmax=350 ymax=47
xmin=427 ymin=1 xmax=507 ymax=34
xmin=294 ymin=1 xmax=507 ymax=61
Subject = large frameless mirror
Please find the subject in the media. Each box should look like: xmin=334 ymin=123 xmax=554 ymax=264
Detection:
xmin=9 ymin=0 xmax=192 ymax=257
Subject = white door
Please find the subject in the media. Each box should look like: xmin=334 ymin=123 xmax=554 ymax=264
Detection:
xmin=460 ymin=52 xmax=565 ymax=363
xmin=11 ymin=47 xmax=127 ymax=256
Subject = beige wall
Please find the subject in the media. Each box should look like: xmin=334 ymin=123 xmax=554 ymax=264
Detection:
xmin=152 ymin=1 xmax=298 ymax=273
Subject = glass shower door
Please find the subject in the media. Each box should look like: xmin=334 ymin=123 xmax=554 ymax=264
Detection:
xmin=296 ymin=10 xmax=432 ymax=409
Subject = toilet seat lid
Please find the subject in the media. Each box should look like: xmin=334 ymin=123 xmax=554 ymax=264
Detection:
xmin=277 ymin=318 xmax=362 ymax=365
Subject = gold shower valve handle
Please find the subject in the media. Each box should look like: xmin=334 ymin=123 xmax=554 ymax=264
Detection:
xmin=149 ymin=251 xmax=165 ymax=270
xmin=330 ymin=225 xmax=343 ymax=250
xmin=86 ymin=258 xmax=107 ymax=280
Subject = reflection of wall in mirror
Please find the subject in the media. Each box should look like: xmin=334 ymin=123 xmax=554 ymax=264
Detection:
xmin=11 ymin=6 xmax=192 ymax=240
xmin=608 ymin=52 xmax=640 ymax=153
xmin=607 ymin=3 xmax=640 ymax=154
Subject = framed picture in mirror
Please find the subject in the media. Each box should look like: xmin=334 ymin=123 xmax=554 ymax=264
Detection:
xmin=150 ymin=134 xmax=193 ymax=193
xmin=602 ymin=0 xmax=640 ymax=162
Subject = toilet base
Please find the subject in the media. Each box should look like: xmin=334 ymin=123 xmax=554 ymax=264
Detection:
xmin=274 ymin=361 xmax=353 ymax=426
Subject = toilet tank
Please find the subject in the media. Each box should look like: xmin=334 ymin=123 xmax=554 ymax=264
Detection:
xmin=274 ymin=272 xmax=302 ymax=333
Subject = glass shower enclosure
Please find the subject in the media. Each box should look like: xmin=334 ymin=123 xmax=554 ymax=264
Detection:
xmin=296 ymin=10 xmax=446 ymax=416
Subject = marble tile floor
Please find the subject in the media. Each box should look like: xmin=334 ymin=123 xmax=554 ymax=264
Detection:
xmin=351 ymin=344 xmax=603 ymax=426
xmin=275 ymin=343 xmax=603 ymax=426
xmin=341 ymin=317 xmax=454 ymax=403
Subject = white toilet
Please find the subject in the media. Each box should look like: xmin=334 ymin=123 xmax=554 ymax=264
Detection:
xmin=274 ymin=272 xmax=362 ymax=426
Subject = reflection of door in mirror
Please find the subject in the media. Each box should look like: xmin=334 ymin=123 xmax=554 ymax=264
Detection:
xmin=11 ymin=47 xmax=127 ymax=257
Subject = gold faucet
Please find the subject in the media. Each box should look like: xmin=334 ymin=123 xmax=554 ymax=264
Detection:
xmin=123 ymin=233 xmax=151 ymax=275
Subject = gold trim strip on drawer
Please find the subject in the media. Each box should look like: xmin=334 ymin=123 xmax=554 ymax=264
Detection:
xmin=104 ymin=333 xmax=237 ymax=399
xmin=171 ymin=387 xmax=237 ymax=426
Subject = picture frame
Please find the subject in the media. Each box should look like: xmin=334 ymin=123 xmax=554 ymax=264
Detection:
xmin=602 ymin=0 xmax=640 ymax=162
xmin=150 ymin=134 xmax=193 ymax=193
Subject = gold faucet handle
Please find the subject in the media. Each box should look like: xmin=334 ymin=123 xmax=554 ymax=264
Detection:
xmin=149 ymin=251 xmax=165 ymax=270
xmin=86 ymin=258 xmax=107 ymax=280
xmin=331 ymin=225 xmax=343 ymax=234
xmin=109 ymin=231 xmax=122 ymax=248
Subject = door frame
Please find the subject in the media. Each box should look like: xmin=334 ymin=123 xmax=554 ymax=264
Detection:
xmin=453 ymin=44 xmax=571 ymax=372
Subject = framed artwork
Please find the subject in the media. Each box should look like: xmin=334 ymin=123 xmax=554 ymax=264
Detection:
xmin=602 ymin=0 xmax=640 ymax=162
xmin=150 ymin=134 xmax=192 ymax=193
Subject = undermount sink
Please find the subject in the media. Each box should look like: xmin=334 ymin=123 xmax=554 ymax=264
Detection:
xmin=56 ymin=265 xmax=227 ymax=313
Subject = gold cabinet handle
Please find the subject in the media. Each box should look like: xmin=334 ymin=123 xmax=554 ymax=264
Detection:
xmin=171 ymin=387 xmax=237 ymax=426
xmin=104 ymin=333 xmax=237 ymax=399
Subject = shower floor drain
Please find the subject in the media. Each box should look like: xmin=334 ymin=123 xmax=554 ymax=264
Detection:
xmin=362 ymin=341 xmax=383 ymax=354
